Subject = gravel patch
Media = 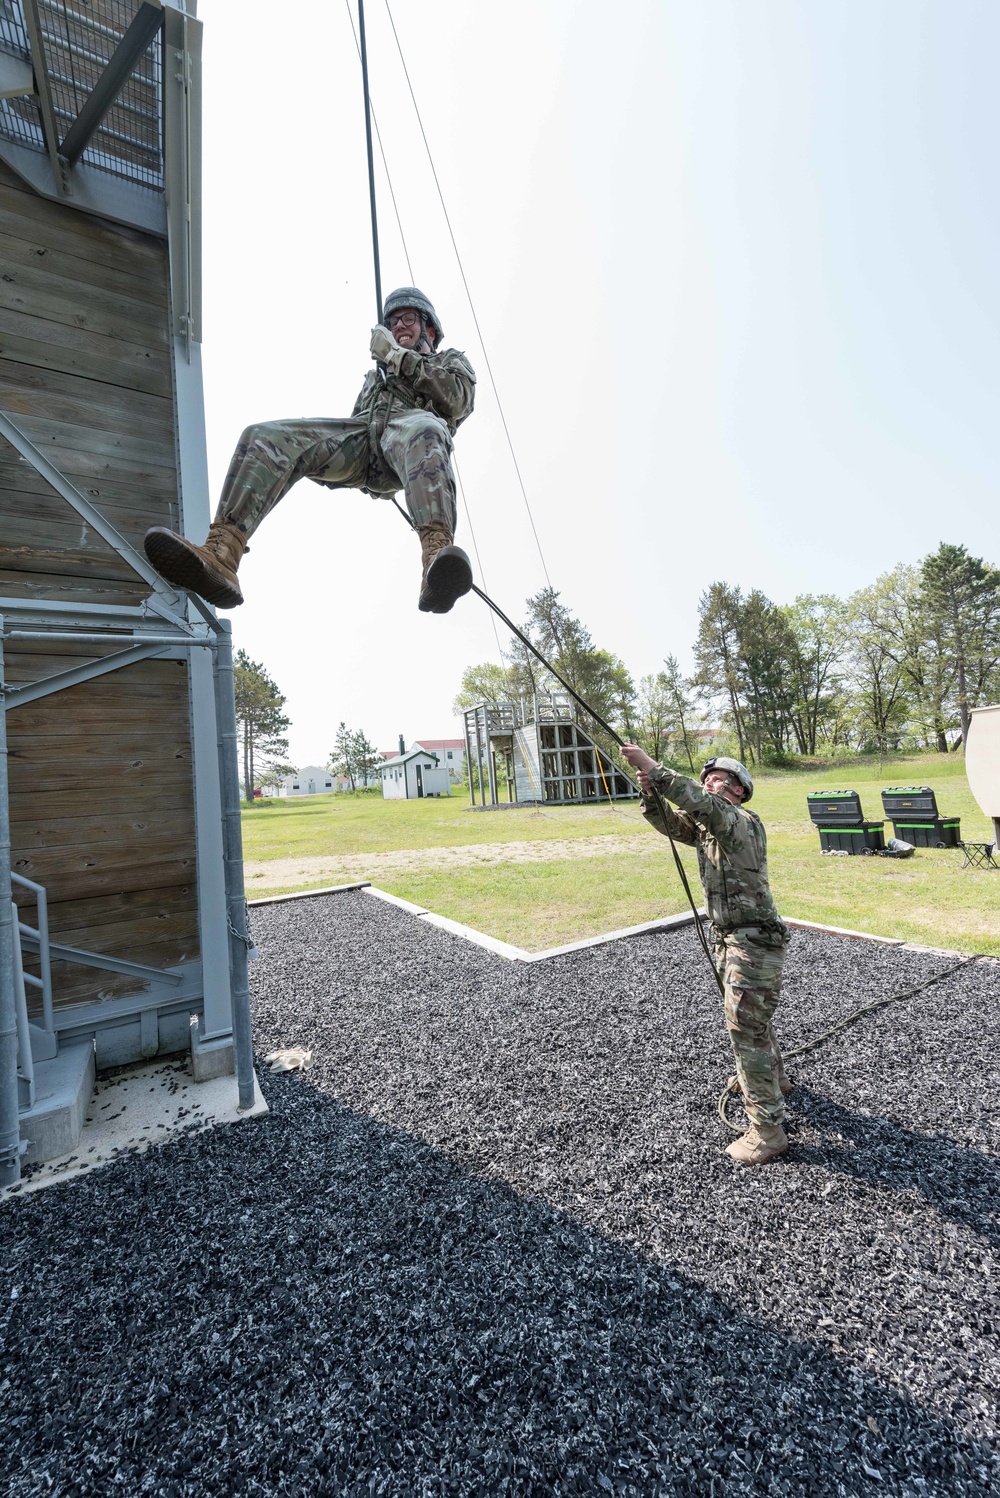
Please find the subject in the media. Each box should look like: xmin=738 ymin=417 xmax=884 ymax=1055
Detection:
xmin=2 ymin=892 xmax=998 ymax=1496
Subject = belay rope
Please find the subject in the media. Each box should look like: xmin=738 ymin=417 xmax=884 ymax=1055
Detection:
xmin=467 ymin=585 xmax=725 ymax=996
xmin=352 ymin=2 xmax=989 ymax=1130
xmin=351 ymin=1 xmax=717 ymax=991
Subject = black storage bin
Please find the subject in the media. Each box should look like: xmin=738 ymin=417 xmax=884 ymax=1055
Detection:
xmin=881 ymin=787 xmax=960 ymax=847
xmin=818 ymin=825 xmax=886 ymax=854
xmin=889 ymin=818 xmax=962 ymax=849
xmin=807 ymin=791 xmax=885 ymax=854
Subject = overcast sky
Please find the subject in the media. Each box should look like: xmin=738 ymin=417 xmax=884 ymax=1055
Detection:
xmin=196 ymin=0 xmax=999 ymax=767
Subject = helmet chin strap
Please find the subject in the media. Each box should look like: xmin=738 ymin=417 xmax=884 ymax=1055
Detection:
xmin=415 ymin=317 xmax=434 ymax=354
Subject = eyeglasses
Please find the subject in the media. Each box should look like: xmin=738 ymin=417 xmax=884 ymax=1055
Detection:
xmin=388 ymin=310 xmax=420 ymax=329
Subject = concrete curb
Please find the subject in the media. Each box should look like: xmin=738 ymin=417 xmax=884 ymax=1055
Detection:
xmin=250 ymin=883 xmax=702 ymax=963
xmin=248 ymin=882 xmax=370 ymax=907
xmin=514 ymin=911 xmax=698 ymax=964
xmin=418 ymin=911 xmax=527 ymax=961
xmin=783 ymin=917 xmax=902 ymax=945
xmin=361 ymin=886 xmax=430 ymax=917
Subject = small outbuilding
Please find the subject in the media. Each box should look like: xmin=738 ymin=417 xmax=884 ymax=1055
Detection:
xmin=381 ymin=750 xmax=451 ymax=800
xmin=278 ymin=767 xmax=335 ymax=798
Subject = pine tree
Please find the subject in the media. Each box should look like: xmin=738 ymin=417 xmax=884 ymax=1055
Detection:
xmin=662 ymin=654 xmax=698 ymax=770
xmin=846 ymin=579 xmax=910 ymax=761
xmin=234 ymin=650 xmax=291 ymax=798
xmin=781 ymin=594 xmax=848 ymax=756
xmin=351 ymin=730 xmax=382 ymax=788
xmin=921 ymin=543 xmax=1000 ymax=745
xmin=331 ymin=721 xmax=356 ymax=791
xmin=693 ymin=582 xmax=748 ymax=762
xmin=518 ymin=588 xmax=636 ymax=751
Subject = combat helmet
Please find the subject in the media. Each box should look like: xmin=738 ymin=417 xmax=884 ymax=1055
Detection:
xmin=382 ymin=286 xmax=443 ymax=349
xmin=700 ymin=756 xmax=754 ymax=802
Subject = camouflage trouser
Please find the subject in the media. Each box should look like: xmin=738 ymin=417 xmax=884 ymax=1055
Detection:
xmin=215 ymin=409 xmax=458 ymax=538
xmin=713 ymin=925 xmax=790 ymax=1129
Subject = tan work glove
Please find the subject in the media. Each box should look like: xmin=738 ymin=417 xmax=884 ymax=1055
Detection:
xmin=370 ymin=324 xmax=407 ymax=375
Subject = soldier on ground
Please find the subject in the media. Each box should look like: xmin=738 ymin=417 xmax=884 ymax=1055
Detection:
xmin=144 ymin=287 xmax=475 ymax=615
xmin=620 ymin=746 xmax=793 ymax=1166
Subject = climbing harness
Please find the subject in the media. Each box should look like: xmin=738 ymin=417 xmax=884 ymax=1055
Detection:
xmin=716 ymin=953 xmax=984 ymax=1133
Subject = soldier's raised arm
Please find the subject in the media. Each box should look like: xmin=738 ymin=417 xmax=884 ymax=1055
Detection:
xmin=639 ymin=786 xmax=699 ymax=846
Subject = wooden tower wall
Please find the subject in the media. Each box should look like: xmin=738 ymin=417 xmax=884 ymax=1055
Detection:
xmin=0 ymin=158 xmax=199 ymax=1028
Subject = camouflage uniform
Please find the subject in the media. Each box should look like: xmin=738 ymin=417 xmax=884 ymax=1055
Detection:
xmin=215 ymin=348 xmax=476 ymax=538
xmin=640 ymin=765 xmax=791 ymax=1129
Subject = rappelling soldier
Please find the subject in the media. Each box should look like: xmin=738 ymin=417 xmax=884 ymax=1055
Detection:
xmin=620 ymin=746 xmax=793 ymax=1167
xmin=143 ymin=287 xmax=476 ymax=614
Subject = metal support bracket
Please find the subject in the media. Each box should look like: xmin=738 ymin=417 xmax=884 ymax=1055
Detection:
xmin=2 ymin=642 xmax=172 ymax=710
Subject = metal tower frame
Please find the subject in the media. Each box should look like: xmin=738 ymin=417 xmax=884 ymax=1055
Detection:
xmin=463 ymin=695 xmax=638 ymax=809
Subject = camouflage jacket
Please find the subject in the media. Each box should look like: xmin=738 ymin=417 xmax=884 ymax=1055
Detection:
xmin=640 ymin=765 xmax=782 ymax=934
xmin=353 ymin=346 xmax=476 ymax=495
xmin=353 ymin=347 xmax=476 ymax=435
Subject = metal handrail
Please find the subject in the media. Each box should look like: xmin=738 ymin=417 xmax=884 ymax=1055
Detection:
xmin=11 ymin=872 xmax=53 ymax=1036
xmin=10 ymin=902 xmax=34 ymax=1110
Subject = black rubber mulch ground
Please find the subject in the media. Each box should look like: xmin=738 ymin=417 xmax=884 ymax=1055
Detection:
xmin=2 ymin=890 xmax=998 ymax=1497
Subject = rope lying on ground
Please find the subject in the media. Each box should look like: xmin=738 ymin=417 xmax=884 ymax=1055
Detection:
xmin=717 ymin=953 xmax=985 ymax=1133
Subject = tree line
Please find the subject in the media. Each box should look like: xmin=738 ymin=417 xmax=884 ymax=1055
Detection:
xmin=454 ymin=542 xmax=1000 ymax=768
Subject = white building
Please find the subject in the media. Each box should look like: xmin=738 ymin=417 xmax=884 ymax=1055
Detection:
xmin=411 ymin=738 xmax=466 ymax=784
xmin=381 ymin=749 xmax=452 ymax=800
xmin=277 ymin=766 xmax=335 ymax=797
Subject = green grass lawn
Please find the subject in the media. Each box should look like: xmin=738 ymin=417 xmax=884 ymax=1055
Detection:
xmin=243 ymin=754 xmax=999 ymax=954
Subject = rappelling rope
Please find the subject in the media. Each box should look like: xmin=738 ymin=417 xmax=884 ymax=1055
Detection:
xmin=356 ymin=0 xmax=382 ymax=320
xmin=383 ymin=0 xmax=553 ymax=591
xmin=471 ymin=584 xmax=725 ymax=996
xmin=343 ymin=0 xmax=415 ymax=284
xmin=716 ymin=953 xmax=984 ymax=1133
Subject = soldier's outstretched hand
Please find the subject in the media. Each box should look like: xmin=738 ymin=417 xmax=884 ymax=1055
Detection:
xmin=621 ymin=743 xmax=656 ymax=773
xmin=621 ymin=743 xmax=657 ymax=792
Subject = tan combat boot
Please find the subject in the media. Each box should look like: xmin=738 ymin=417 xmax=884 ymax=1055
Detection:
xmin=725 ymin=1124 xmax=789 ymax=1166
xmin=417 ymin=522 xmax=473 ymax=614
xmin=144 ymin=519 xmax=248 ymax=608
